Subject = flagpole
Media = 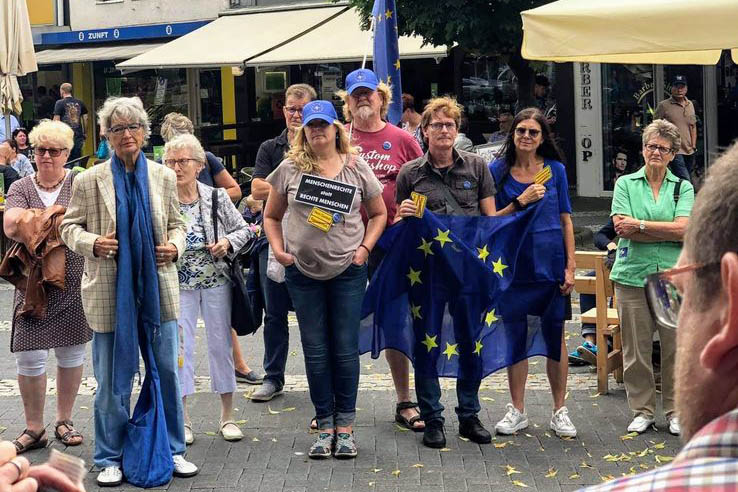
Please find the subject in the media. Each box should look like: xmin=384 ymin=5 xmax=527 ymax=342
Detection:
xmin=350 ymin=13 xmax=377 ymax=142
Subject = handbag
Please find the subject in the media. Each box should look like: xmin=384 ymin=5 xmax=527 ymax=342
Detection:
xmin=212 ymin=189 xmax=261 ymax=336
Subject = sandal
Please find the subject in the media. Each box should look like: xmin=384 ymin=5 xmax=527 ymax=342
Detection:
xmin=13 ymin=428 xmax=48 ymax=454
xmin=395 ymin=402 xmax=425 ymax=432
xmin=54 ymin=420 xmax=83 ymax=446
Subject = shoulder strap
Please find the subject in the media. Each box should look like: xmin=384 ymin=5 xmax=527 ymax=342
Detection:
xmin=673 ymin=179 xmax=682 ymax=204
xmin=212 ymin=188 xmax=219 ymax=242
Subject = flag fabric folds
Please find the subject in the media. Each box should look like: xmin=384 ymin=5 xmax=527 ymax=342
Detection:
xmin=371 ymin=0 xmax=402 ymax=125
xmin=359 ymin=205 xmax=564 ymax=380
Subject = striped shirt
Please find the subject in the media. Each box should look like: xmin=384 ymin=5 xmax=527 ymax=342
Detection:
xmin=581 ymin=409 xmax=738 ymax=491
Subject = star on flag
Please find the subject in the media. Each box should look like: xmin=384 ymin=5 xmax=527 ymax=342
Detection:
xmin=417 ymin=238 xmax=434 ymax=257
xmin=421 ymin=333 xmax=438 ymax=352
xmin=407 ymin=267 xmax=422 ymax=286
xmin=492 ymin=257 xmax=508 ymax=277
xmin=434 ymin=228 xmax=453 ymax=248
xmin=443 ymin=342 xmax=459 ymax=360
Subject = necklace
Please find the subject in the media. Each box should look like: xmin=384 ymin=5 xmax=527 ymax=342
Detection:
xmin=34 ymin=172 xmax=66 ymax=192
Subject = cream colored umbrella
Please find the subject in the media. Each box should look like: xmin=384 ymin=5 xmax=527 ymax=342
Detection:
xmin=521 ymin=0 xmax=738 ymax=65
xmin=1 ymin=0 xmax=37 ymax=137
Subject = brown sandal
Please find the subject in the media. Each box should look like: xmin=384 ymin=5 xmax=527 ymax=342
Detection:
xmin=54 ymin=420 xmax=83 ymax=446
xmin=13 ymin=428 xmax=48 ymax=454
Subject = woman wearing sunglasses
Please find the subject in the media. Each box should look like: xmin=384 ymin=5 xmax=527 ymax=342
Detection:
xmin=488 ymin=107 xmax=577 ymax=439
xmin=609 ymin=119 xmax=694 ymax=437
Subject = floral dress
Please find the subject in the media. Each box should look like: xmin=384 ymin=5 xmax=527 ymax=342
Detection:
xmin=177 ymin=199 xmax=229 ymax=290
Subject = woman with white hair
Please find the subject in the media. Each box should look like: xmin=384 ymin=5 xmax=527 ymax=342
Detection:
xmin=2 ymin=120 xmax=92 ymax=454
xmin=160 ymin=113 xmax=241 ymax=202
xmin=164 ymin=133 xmax=254 ymax=444
xmin=60 ymin=96 xmax=198 ymax=487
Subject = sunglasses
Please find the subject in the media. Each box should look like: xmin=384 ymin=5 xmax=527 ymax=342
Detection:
xmin=644 ymin=262 xmax=720 ymax=329
xmin=515 ymin=127 xmax=541 ymax=138
xmin=34 ymin=147 xmax=67 ymax=157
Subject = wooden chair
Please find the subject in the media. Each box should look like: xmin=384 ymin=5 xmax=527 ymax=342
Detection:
xmin=574 ymin=251 xmax=623 ymax=394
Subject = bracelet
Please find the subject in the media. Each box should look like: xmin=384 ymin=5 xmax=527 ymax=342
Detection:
xmin=359 ymin=244 xmax=371 ymax=254
xmin=512 ymin=197 xmax=524 ymax=211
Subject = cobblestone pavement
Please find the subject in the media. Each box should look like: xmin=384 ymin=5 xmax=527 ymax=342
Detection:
xmin=0 ymin=249 xmax=682 ymax=492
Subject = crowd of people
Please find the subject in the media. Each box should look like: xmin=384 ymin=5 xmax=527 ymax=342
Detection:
xmin=0 ymin=66 xmax=730 ymax=490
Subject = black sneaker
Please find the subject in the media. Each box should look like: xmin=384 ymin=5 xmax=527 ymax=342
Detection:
xmin=333 ymin=432 xmax=357 ymax=459
xmin=459 ymin=416 xmax=492 ymax=444
xmin=308 ymin=432 xmax=334 ymax=459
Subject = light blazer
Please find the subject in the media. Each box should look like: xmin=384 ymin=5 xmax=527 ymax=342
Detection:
xmin=59 ymin=158 xmax=186 ymax=333
xmin=193 ymin=181 xmax=253 ymax=280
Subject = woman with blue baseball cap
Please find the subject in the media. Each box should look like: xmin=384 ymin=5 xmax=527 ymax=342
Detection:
xmin=263 ymin=100 xmax=387 ymax=459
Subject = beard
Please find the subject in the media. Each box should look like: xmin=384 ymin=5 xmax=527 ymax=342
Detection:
xmin=354 ymin=105 xmax=375 ymax=122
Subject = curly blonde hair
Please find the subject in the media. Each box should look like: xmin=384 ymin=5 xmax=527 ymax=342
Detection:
xmin=286 ymin=122 xmax=357 ymax=174
xmin=336 ymin=81 xmax=392 ymax=122
xmin=28 ymin=119 xmax=74 ymax=150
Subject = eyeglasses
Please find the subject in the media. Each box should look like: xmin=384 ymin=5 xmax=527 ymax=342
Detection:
xmin=284 ymin=106 xmax=304 ymax=115
xmin=644 ymin=144 xmax=674 ymax=155
xmin=109 ymin=123 xmax=143 ymax=135
xmin=164 ymin=158 xmax=198 ymax=168
xmin=644 ymin=262 xmax=719 ymax=329
xmin=428 ymin=122 xmax=456 ymax=131
xmin=34 ymin=147 xmax=67 ymax=157
xmin=515 ymin=127 xmax=541 ymax=138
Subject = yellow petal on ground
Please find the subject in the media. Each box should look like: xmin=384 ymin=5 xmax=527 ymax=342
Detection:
xmin=364 ymin=364 xmax=373 ymax=370
xmin=569 ymin=473 xmax=581 ymax=479
xmin=655 ymin=455 xmax=674 ymax=464
xmin=494 ymin=442 xmax=508 ymax=449
xmin=544 ymin=468 xmax=558 ymax=478
xmin=533 ymin=424 xmax=540 ymax=428
xmin=561 ymin=436 xmax=575 ymax=441
xmin=205 ymin=431 xmax=216 ymax=436
xmin=440 ymin=447 xmax=451 ymax=452
xmin=544 ymin=432 xmax=552 ymax=438
xmin=252 ymin=437 xmax=260 ymax=442
xmin=511 ymin=480 xmax=529 ymax=488
xmin=529 ymin=361 xmax=539 ymax=366
xmin=267 ymin=406 xmax=280 ymax=415
xmin=294 ymin=452 xmax=304 ymax=456
xmin=371 ymin=468 xmax=382 ymax=473
xmin=580 ymin=462 xmax=592 ymax=468
xmin=592 ymin=403 xmax=599 ymax=407
xmin=459 ymin=436 xmax=470 ymax=442
xmin=637 ymin=449 xmax=649 ymax=457
xmin=565 ymin=391 xmax=570 ymax=400
xmin=620 ymin=432 xmax=639 ymax=440
xmin=481 ymin=397 xmax=495 ymax=402
xmin=282 ymin=407 xmax=296 ymax=412
xmin=525 ymin=433 xmax=534 ymax=438
xmin=590 ymin=393 xmax=601 ymax=398
xmin=368 ymin=482 xmax=375 ymax=487
xmin=79 ymin=406 xmax=89 ymax=410
xmin=391 ymin=470 xmax=401 ymax=477
xmin=395 ymin=424 xmax=410 ymax=432
xmin=601 ymin=475 xmax=615 ymax=482
xmin=290 ymin=351 xmax=297 ymax=356
xmin=650 ymin=441 xmax=666 ymax=449
xmin=234 ymin=419 xmax=248 ymax=425
xmin=640 ymin=464 xmax=650 ymax=470
xmin=412 ymin=464 xmax=424 ymax=468
xmin=271 ymin=437 xmax=278 ymax=442
xmin=505 ymin=465 xmax=522 ymax=476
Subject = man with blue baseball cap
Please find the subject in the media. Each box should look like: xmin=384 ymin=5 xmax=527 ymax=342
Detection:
xmin=338 ymin=68 xmax=425 ymax=432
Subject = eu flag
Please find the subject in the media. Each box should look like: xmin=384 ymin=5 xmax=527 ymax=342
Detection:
xmin=371 ymin=0 xmax=402 ymax=125
xmin=359 ymin=206 xmax=565 ymax=380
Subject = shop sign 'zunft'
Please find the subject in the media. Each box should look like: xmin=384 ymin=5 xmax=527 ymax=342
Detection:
xmin=295 ymin=175 xmax=357 ymax=215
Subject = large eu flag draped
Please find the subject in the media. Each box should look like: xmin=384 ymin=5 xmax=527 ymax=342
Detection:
xmin=371 ymin=0 xmax=402 ymax=125
xmin=359 ymin=206 xmax=564 ymax=380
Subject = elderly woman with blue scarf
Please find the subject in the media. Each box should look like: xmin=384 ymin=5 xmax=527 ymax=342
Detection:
xmin=60 ymin=96 xmax=198 ymax=488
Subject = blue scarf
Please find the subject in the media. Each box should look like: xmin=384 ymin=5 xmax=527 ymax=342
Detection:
xmin=111 ymin=152 xmax=174 ymax=487
xmin=111 ymin=151 xmax=161 ymax=393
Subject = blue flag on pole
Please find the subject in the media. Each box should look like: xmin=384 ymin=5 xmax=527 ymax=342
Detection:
xmin=371 ymin=0 xmax=402 ymax=125
xmin=359 ymin=205 xmax=565 ymax=380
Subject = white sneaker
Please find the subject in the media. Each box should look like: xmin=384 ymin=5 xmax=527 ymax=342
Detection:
xmin=172 ymin=454 xmax=199 ymax=478
xmin=219 ymin=421 xmax=243 ymax=442
xmin=97 ymin=466 xmax=123 ymax=487
xmin=495 ymin=403 xmax=529 ymax=435
xmin=550 ymin=406 xmax=577 ymax=438
xmin=627 ymin=414 xmax=655 ymax=434
xmin=668 ymin=416 xmax=681 ymax=436
xmin=184 ymin=424 xmax=194 ymax=445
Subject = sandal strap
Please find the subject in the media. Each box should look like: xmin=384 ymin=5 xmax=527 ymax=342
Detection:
xmin=21 ymin=428 xmax=45 ymax=441
xmin=13 ymin=428 xmax=46 ymax=452
xmin=54 ymin=420 xmax=75 ymax=431
xmin=396 ymin=401 xmax=420 ymax=412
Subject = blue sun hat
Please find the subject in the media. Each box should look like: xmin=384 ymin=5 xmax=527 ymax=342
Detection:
xmin=302 ymin=100 xmax=338 ymax=125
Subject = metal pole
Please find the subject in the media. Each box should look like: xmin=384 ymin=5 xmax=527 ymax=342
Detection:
xmin=351 ymin=14 xmax=377 ymax=142
xmin=4 ymin=111 xmax=10 ymax=141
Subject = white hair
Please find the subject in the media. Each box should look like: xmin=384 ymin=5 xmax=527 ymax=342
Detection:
xmin=97 ymin=96 xmax=151 ymax=144
xmin=163 ymin=133 xmax=206 ymax=166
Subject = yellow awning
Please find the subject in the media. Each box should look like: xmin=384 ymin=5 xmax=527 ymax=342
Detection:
xmin=36 ymin=43 xmax=165 ymax=65
xmin=521 ymin=0 xmax=738 ymax=65
xmin=117 ymin=5 xmax=351 ymax=71
xmin=118 ymin=4 xmax=447 ymax=72
xmin=246 ymin=8 xmax=446 ymax=67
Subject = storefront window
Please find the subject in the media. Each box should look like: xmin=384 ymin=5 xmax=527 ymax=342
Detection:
xmin=601 ymin=64 xmax=656 ymax=191
xmin=93 ymin=61 xmax=188 ymax=149
xmin=199 ymin=69 xmax=224 ymax=142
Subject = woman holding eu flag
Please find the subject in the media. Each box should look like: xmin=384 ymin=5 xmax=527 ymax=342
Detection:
xmin=488 ymin=107 xmax=577 ymax=439
xmin=263 ymin=100 xmax=386 ymax=460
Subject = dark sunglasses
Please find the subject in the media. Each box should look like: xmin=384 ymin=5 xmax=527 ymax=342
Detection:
xmin=515 ymin=127 xmax=541 ymax=138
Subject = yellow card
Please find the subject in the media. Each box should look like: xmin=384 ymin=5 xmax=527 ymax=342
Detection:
xmin=307 ymin=207 xmax=333 ymax=232
xmin=534 ymin=166 xmax=552 ymax=185
xmin=410 ymin=192 xmax=427 ymax=218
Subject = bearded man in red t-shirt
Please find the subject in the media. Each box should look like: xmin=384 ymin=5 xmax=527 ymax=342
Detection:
xmin=338 ymin=68 xmax=424 ymax=431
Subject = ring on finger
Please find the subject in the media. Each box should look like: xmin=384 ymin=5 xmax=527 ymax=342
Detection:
xmin=6 ymin=457 xmax=24 ymax=479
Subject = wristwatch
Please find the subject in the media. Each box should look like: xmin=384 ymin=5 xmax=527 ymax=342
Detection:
xmin=639 ymin=220 xmax=645 ymax=232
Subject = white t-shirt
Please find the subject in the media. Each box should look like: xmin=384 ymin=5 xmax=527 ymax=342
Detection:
xmin=32 ymin=170 xmax=68 ymax=207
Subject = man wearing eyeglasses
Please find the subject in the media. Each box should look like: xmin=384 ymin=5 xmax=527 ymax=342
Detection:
xmin=249 ymin=83 xmax=317 ymax=403
xmin=395 ymin=97 xmax=496 ymax=449
xmin=582 ymin=143 xmax=738 ymax=492
xmin=337 ymin=68 xmax=425 ymax=432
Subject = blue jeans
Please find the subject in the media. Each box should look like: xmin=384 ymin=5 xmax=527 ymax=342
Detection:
xmin=669 ymin=154 xmax=691 ymax=182
xmin=416 ymin=376 xmax=482 ymax=425
xmin=92 ymin=320 xmax=185 ymax=468
xmin=258 ymin=247 xmax=291 ymax=389
xmin=284 ymin=262 xmax=367 ymax=430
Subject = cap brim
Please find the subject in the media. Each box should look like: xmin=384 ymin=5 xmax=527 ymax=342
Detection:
xmin=348 ymin=82 xmax=378 ymax=94
xmin=303 ymin=113 xmax=336 ymax=125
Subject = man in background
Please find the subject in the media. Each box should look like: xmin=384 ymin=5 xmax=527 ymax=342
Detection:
xmin=53 ymin=83 xmax=88 ymax=166
xmin=654 ymin=75 xmax=696 ymax=182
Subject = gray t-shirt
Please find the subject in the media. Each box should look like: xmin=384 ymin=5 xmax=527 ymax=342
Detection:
xmin=266 ymin=155 xmax=383 ymax=280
